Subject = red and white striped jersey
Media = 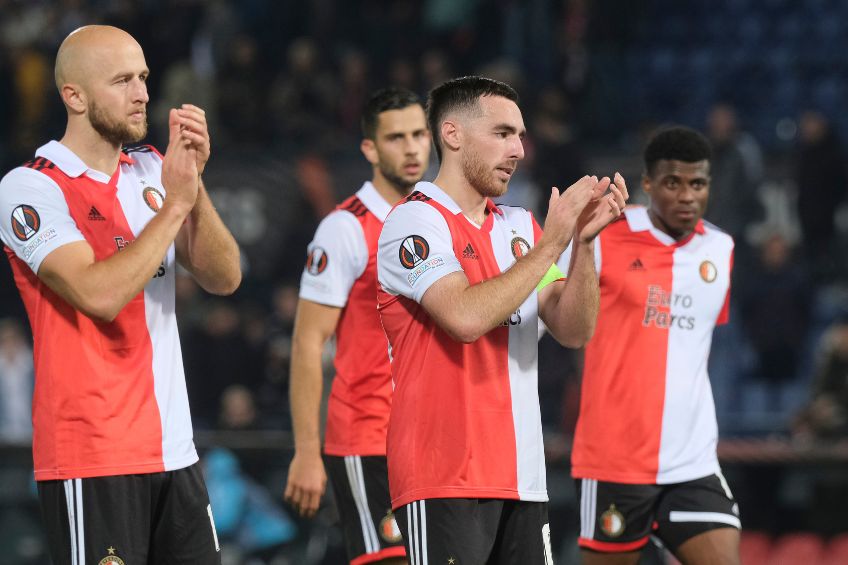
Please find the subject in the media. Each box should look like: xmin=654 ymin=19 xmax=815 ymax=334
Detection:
xmin=298 ymin=182 xmax=394 ymax=456
xmin=377 ymin=181 xmax=547 ymax=509
xmin=564 ymin=206 xmax=734 ymax=485
xmin=0 ymin=141 xmax=197 ymax=481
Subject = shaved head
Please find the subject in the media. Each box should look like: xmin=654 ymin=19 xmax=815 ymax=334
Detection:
xmin=55 ymin=25 xmax=143 ymax=91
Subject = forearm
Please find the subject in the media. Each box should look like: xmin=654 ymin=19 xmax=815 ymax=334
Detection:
xmin=542 ymin=239 xmax=599 ymax=347
xmin=426 ymin=239 xmax=562 ymax=343
xmin=40 ymin=203 xmax=190 ymax=322
xmin=179 ymin=180 xmax=241 ymax=295
xmin=289 ymin=337 xmax=325 ymax=456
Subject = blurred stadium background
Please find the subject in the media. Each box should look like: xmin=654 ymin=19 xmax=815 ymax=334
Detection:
xmin=2 ymin=0 xmax=848 ymax=563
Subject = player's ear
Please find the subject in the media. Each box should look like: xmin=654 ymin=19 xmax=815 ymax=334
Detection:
xmin=440 ymin=120 xmax=461 ymax=155
xmin=61 ymin=83 xmax=86 ymax=114
xmin=641 ymin=173 xmax=653 ymax=198
xmin=360 ymin=138 xmax=378 ymax=165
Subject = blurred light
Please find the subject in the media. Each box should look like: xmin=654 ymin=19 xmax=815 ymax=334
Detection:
xmin=776 ymin=118 xmax=797 ymax=141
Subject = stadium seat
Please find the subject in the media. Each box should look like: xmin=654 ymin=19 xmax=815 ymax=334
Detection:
xmin=739 ymin=530 xmax=771 ymax=565
xmin=767 ymin=533 xmax=825 ymax=564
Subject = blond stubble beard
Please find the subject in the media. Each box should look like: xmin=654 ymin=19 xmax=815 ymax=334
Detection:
xmin=88 ymin=100 xmax=147 ymax=146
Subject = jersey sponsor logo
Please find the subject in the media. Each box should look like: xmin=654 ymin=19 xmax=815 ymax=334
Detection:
xmin=462 ymin=243 xmax=478 ymax=259
xmin=142 ymin=186 xmax=164 ymax=212
xmin=306 ymin=247 xmax=329 ymax=275
xmin=642 ymin=285 xmax=695 ymax=330
xmin=406 ymin=256 xmax=445 ymax=286
xmin=628 ymin=258 xmax=645 ymax=271
xmin=10 ymin=205 xmax=40 ymax=241
xmin=699 ymin=260 xmax=717 ymax=283
xmin=399 ymin=235 xmax=429 ymax=269
xmin=499 ymin=308 xmax=522 ymax=327
xmin=88 ymin=206 xmax=106 ymax=221
xmin=98 ymin=546 xmax=125 ymax=565
xmin=511 ymin=236 xmax=531 ymax=258
xmin=379 ymin=510 xmax=403 ymax=543
xmin=599 ymin=504 xmax=625 ymax=538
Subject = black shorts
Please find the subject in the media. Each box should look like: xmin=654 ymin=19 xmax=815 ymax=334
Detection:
xmin=38 ymin=463 xmax=221 ymax=565
xmin=396 ymin=498 xmax=554 ymax=565
xmin=576 ymin=472 xmax=741 ymax=553
xmin=325 ymin=455 xmax=406 ymax=564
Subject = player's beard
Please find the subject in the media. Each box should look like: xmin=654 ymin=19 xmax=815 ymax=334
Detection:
xmin=461 ymin=146 xmax=509 ymax=198
xmin=88 ymin=100 xmax=147 ymax=147
xmin=378 ymin=160 xmax=421 ymax=194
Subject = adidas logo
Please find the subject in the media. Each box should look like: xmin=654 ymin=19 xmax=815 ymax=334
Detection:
xmin=88 ymin=206 xmax=105 ymax=221
xmin=628 ymin=258 xmax=644 ymax=271
xmin=462 ymin=243 xmax=478 ymax=260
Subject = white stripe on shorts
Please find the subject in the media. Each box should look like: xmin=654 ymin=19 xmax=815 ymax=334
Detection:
xmin=63 ymin=478 xmax=85 ymax=565
xmin=580 ymin=479 xmax=597 ymax=539
xmin=344 ymin=455 xmax=380 ymax=554
xmin=669 ymin=511 xmax=741 ymax=529
xmin=406 ymin=500 xmax=428 ymax=565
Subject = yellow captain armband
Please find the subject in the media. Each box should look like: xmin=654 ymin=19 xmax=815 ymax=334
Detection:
xmin=537 ymin=264 xmax=565 ymax=292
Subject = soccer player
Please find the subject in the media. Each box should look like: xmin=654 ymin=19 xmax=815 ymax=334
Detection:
xmin=284 ymin=87 xmax=430 ymax=565
xmin=0 ymin=26 xmax=241 ymax=564
xmin=376 ymin=76 xmax=628 ymax=564
xmin=564 ymin=127 xmax=740 ymax=565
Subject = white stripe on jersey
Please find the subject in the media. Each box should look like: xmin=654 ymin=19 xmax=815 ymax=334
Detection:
xmin=669 ymin=511 xmax=741 ymax=529
xmin=344 ymin=455 xmax=379 ymax=553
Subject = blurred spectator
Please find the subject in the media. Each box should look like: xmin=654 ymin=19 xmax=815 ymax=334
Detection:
xmin=793 ymin=312 xmax=848 ymax=440
xmin=739 ymin=232 xmax=811 ymax=396
xmin=528 ymin=86 xmax=587 ymax=214
xmin=796 ymin=110 xmax=848 ymax=277
xmin=0 ymin=318 xmax=33 ymax=442
xmin=268 ymin=36 xmax=338 ymax=150
xmin=216 ymin=34 xmax=270 ymax=146
xmin=705 ymin=102 xmax=764 ymax=245
xmin=219 ymin=384 xmax=259 ymax=431
xmin=204 ymin=447 xmax=298 ymax=562
xmin=336 ymin=47 xmax=371 ymax=135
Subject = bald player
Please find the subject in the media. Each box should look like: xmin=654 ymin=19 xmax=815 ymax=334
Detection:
xmin=0 ymin=26 xmax=240 ymax=564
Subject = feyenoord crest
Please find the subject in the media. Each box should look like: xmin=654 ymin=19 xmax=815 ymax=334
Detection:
xmin=306 ymin=247 xmax=329 ymax=275
xmin=699 ymin=260 xmax=717 ymax=283
xmin=11 ymin=204 xmax=40 ymax=241
xmin=98 ymin=547 xmax=125 ymax=565
xmin=399 ymin=235 xmax=430 ymax=269
xmin=599 ymin=504 xmax=625 ymax=538
xmin=379 ymin=510 xmax=403 ymax=543
xmin=142 ymin=186 xmax=165 ymax=212
xmin=510 ymin=236 xmax=530 ymax=259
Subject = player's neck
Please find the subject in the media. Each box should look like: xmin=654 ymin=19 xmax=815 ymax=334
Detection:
xmin=370 ymin=174 xmax=409 ymax=207
xmin=60 ymin=122 xmax=122 ymax=176
xmin=433 ymin=168 xmax=488 ymax=225
xmin=647 ymin=208 xmax=692 ymax=241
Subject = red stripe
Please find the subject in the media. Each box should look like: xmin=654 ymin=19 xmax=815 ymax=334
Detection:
xmin=579 ymin=536 xmax=650 ymax=552
xmin=350 ymin=545 xmax=407 ymax=565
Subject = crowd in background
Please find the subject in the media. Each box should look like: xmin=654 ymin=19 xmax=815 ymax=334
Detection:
xmin=2 ymin=1 xmax=848 ymax=559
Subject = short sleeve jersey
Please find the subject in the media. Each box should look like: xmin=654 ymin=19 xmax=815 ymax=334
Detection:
xmin=0 ymin=141 xmax=197 ymax=481
xmin=562 ymin=206 xmax=734 ymax=485
xmin=377 ymin=181 xmax=547 ymax=509
xmin=298 ymin=182 xmax=393 ymax=456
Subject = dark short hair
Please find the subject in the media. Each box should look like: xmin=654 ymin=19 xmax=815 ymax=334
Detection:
xmin=644 ymin=126 xmax=712 ymax=176
xmin=361 ymin=87 xmax=422 ymax=140
xmin=426 ymin=75 xmax=519 ymax=163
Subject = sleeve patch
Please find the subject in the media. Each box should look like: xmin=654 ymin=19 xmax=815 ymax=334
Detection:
xmin=11 ymin=205 xmax=41 ymax=241
xmin=399 ymin=235 xmax=430 ymax=269
xmin=305 ymin=247 xmax=329 ymax=275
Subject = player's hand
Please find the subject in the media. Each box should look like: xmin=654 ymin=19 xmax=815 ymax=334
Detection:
xmin=173 ymin=104 xmax=210 ymax=176
xmin=161 ymin=108 xmax=199 ymax=213
xmin=284 ymin=451 xmax=327 ymax=518
xmin=540 ymin=175 xmax=607 ymax=252
xmin=576 ymin=172 xmax=629 ymax=243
